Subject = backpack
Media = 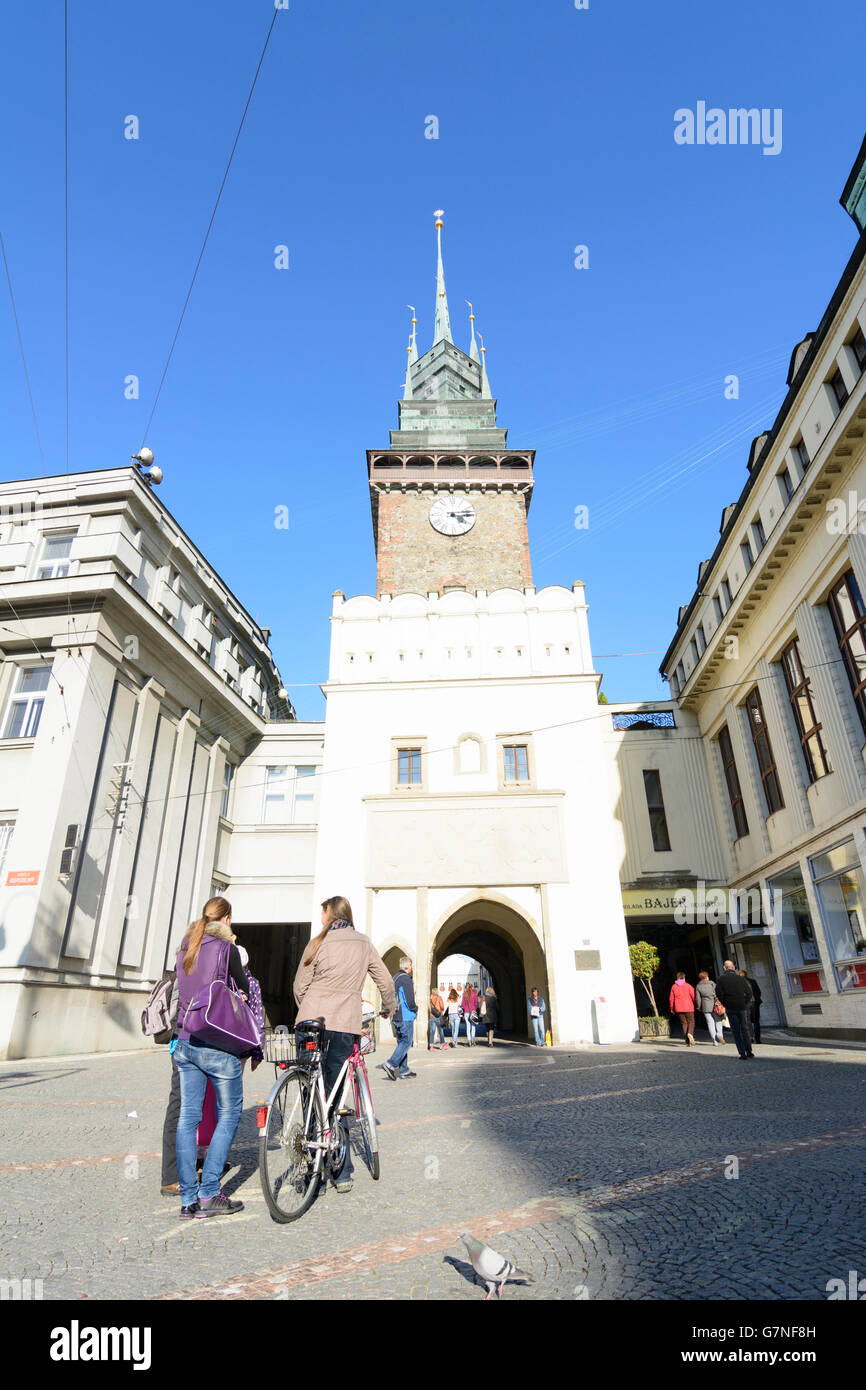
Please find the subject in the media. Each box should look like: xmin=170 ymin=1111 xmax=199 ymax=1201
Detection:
xmin=141 ymin=975 xmax=174 ymax=1044
xmin=395 ymin=978 xmax=417 ymax=1023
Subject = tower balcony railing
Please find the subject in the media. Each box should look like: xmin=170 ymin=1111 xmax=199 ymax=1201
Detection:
xmin=367 ymin=451 xmax=534 ymax=484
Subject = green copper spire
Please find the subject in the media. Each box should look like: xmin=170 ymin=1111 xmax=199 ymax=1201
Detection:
xmin=467 ymin=300 xmax=479 ymax=362
xmin=477 ymin=329 xmax=492 ymax=399
xmin=433 ymin=210 xmax=452 ymax=345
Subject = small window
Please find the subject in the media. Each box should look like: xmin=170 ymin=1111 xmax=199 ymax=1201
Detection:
xmin=676 ymin=662 xmax=685 ymax=689
xmin=777 ymin=467 xmax=794 ymax=503
xmin=221 ymin=763 xmax=234 ymax=819
xmin=36 ymin=532 xmax=75 ymax=580
xmin=0 ymin=819 xmax=15 ymax=879
xmin=503 ymin=744 xmax=530 ymax=784
xmin=751 ymin=517 xmax=766 ymax=553
xmin=852 ymin=327 xmax=866 ymax=374
xmin=3 ymin=664 xmax=51 ymax=739
xmin=293 ymin=766 xmax=316 ymax=821
xmin=829 ymin=368 xmax=849 ymax=411
xmin=794 ymin=438 xmax=810 ymax=473
xmin=740 ymin=541 xmax=753 ymax=576
xmin=263 ymin=766 xmax=290 ymax=824
xmin=689 ymin=639 xmax=699 ymax=667
xmin=696 ymin=625 xmax=706 ymax=655
xmin=642 ymin=769 xmax=671 ymax=852
xmin=397 ymin=748 xmax=422 ymax=786
xmin=713 ymin=595 xmax=723 ymax=624
xmin=720 ymin=579 xmax=732 ymax=610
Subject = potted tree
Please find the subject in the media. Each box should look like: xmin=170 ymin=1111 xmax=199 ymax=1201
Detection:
xmin=629 ymin=941 xmax=670 ymax=1039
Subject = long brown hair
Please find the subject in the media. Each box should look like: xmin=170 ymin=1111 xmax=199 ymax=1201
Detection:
xmin=181 ymin=897 xmax=232 ymax=975
xmin=303 ymin=895 xmax=354 ymax=966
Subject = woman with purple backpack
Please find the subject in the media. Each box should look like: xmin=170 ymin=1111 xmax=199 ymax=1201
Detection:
xmin=173 ymin=897 xmax=251 ymax=1220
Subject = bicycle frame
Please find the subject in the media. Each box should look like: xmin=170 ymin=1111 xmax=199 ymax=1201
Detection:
xmin=259 ymin=1032 xmax=371 ymax=1157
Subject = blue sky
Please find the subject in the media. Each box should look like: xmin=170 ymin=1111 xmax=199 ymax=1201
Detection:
xmin=1 ymin=1 xmax=863 ymax=718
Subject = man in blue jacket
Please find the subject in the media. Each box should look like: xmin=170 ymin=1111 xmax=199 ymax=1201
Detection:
xmin=382 ymin=957 xmax=417 ymax=1079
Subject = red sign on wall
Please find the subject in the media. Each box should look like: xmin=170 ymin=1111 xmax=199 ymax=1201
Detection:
xmin=5 ymin=870 xmax=40 ymax=887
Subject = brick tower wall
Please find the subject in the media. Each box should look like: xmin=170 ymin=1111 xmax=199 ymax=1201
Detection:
xmin=375 ymin=490 xmax=533 ymax=597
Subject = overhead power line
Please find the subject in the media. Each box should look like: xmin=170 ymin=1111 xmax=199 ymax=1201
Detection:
xmin=0 ymin=227 xmax=45 ymax=469
xmin=140 ymin=6 xmax=282 ymax=446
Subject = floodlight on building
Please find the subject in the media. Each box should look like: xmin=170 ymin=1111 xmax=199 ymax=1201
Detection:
xmin=132 ymin=447 xmax=163 ymax=486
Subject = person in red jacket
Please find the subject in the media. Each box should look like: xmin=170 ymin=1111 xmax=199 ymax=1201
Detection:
xmin=669 ymin=972 xmax=697 ymax=1046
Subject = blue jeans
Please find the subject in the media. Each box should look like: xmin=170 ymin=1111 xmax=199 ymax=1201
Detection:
xmin=387 ymin=1020 xmax=414 ymax=1074
xmin=174 ymin=1041 xmax=244 ymax=1206
xmin=428 ymin=1015 xmax=444 ymax=1046
xmin=727 ymin=1010 xmax=752 ymax=1057
xmin=448 ymin=1012 xmax=461 ymax=1043
xmin=531 ymin=1013 xmax=545 ymax=1046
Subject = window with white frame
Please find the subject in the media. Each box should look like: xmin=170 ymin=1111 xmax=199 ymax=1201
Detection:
xmin=293 ymin=766 xmax=317 ymax=822
xmin=3 ymin=664 xmax=52 ymax=739
xmin=263 ymin=765 xmax=290 ymax=823
xmin=0 ymin=820 xmax=14 ymax=880
xmin=503 ymin=743 xmax=530 ymax=784
xmin=768 ymin=864 xmax=825 ymax=995
xmin=36 ymin=532 xmax=75 ymax=579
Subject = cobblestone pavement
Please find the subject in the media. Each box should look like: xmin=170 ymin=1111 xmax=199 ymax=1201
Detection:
xmin=2 ymin=1032 xmax=866 ymax=1301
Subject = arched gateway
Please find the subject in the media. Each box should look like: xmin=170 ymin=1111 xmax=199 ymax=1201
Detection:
xmin=431 ymin=895 xmax=550 ymax=1039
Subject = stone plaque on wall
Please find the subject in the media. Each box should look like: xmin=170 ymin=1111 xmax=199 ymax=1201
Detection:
xmin=574 ymin=950 xmax=602 ymax=971
xmin=366 ymin=801 xmax=567 ymax=887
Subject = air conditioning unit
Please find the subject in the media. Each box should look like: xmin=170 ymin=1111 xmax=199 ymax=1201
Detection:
xmin=58 ymin=823 xmax=79 ymax=881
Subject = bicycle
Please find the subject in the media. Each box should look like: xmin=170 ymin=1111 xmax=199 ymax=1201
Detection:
xmin=257 ymin=1012 xmax=384 ymax=1223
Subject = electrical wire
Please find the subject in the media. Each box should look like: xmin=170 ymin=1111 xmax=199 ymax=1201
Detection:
xmin=0 ymin=228 xmax=45 ymax=470
xmin=139 ymin=5 xmax=281 ymax=448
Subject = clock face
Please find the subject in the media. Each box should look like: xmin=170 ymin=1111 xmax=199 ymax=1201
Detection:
xmin=429 ymin=496 xmax=476 ymax=536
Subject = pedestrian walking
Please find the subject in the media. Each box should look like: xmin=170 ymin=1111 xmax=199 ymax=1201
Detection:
xmin=669 ymin=971 xmax=697 ymax=1045
xmin=158 ymin=968 xmax=182 ymax=1197
xmin=527 ymin=987 xmax=547 ymax=1046
xmin=173 ymin=897 xmax=252 ymax=1219
xmin=739 ymin=969 xmax=763 ymax=1043
xmin=446 ymin=986 xmax=462 ymax=1046
xmin=293 ymin=896 xmax=395 ymax=1191
xmin=482 ymin=986 xmax=498 ymax=1046
xmin=380 ymin=956 xmax=417 ymax=1079
xmin=714 ymin=961 xmax=755 ymax=1059
xmin=462 ymin=981 xmax=480 ymax=1046
xmin=195 ymin=942 xmax=264 ymax=1157
xmin=694 ymin=970 xmax=724 ymax=1046
xmin=428 ymin=985 xmax=446 ymax=1050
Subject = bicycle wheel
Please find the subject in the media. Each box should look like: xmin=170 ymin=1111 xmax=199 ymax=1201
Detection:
xmin=259 ymin=1066 xmax=325 ymax=1222
xmin=355 ymin=1061 xmax=380 ymax=1180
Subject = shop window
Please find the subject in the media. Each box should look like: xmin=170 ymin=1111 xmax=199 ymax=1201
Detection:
xmin=810 ymin=839 xmax=866 ymax=990
xmin=768 ymin=864 xmax=825 ymax=995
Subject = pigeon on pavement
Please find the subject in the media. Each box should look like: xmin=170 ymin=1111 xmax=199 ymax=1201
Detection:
xmin=458 ymin=1229 xmax=534 ymax=1299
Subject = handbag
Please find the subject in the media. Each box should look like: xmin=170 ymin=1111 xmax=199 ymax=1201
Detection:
xmin=181 ymin=942 xmax=262 ymax=1056
xmin=712 ymin=1000 xmax=725 ymax=1017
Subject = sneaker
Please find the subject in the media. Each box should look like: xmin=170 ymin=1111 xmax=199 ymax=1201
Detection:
xmin=399 ymin=1069 xmax=417 ymax=1078
xmin=333 ymin=1178 xmax=353 ymax=1193
xmin=179 ymin=1202 xmax=200 ymax=1219
xmin=160 ymin=1182 xmax=181 ymax=1197
xmin=381 ymin=1062 xmax=398 ymax=1080
xmin=687 ymin=1033 xmax=695 ymax=1045
xmin=195 ymin=1192 xmax=244 ymax=1218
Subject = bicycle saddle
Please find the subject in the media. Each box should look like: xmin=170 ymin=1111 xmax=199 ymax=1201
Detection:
xmin=296 ymin=1017 xmax=325 ymax=1029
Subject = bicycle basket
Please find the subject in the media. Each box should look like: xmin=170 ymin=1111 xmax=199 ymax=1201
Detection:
xmin=262 ymin=1027 xmax=295 ymax=1065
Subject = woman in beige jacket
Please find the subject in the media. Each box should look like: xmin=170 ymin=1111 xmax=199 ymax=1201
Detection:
xmin=293 ymin=896 xmax=395 ymax=1193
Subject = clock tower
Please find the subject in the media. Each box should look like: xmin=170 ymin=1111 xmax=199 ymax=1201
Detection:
xmin=369 ymin=213 xmax=534 ymax=598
